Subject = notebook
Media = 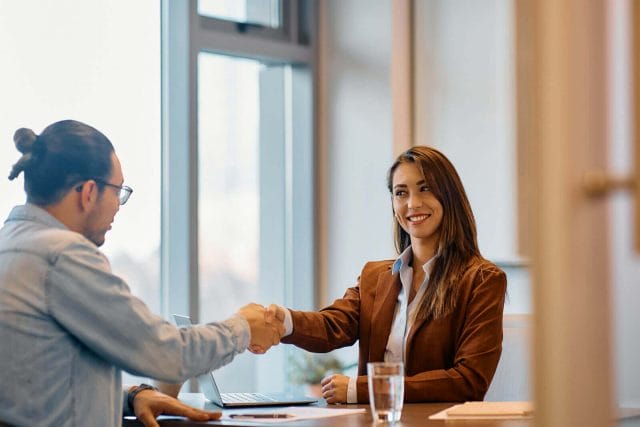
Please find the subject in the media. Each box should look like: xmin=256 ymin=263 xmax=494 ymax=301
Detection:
xmin=446 ymin=401 xmax=533 ymax=418
xmin=429 ymin=401 xmax=534 ymax=420
xmin=172 ymin=314 xmax=318 ymax=408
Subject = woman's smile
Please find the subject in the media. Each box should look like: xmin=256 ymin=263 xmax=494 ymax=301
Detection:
xmin=406 ymin=213 xmax=432 ymax=224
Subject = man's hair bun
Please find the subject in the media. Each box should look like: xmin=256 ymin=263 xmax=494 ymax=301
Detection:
xmin=8 ymin=128 xmax=39 ymax=180
xmin=13 ymin=128 xmax=38 ymax=154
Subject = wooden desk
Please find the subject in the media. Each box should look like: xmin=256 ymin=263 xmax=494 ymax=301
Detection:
xmin=124 ymin=399 xmax=534 ymax=427
xmin=123 ymin=395 xmax=640 ymax=427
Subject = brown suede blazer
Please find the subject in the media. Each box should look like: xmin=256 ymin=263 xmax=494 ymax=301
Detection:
xmin=282 ymin=256 xmax=507 ymax=403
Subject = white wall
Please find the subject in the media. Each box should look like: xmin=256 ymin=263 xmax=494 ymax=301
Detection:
xmin=608 ymin=0 xmax=640 ymax=408
xmin=413 ymin=0 xmax=529 ymax=401
xmin=414 ymin=0 xmax=517 ymax=262
xmin=321 ymin=0 xmax=395 ymax=304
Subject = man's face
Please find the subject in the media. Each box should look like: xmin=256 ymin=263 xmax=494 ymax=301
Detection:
xmin=84 ymin=153 xmax=122 ymax=247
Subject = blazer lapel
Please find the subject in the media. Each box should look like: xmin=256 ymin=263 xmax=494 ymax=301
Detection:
xmin=368 ymin=269 xmax=402 ymax=362
xmin=405 ymin=311 xmax=429 ymax=356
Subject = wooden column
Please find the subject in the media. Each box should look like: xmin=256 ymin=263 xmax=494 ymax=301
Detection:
xmin=391 ymin=0 xmax=413 ymax=156
xmin=517 ymin=0 xmax=614 ymax=425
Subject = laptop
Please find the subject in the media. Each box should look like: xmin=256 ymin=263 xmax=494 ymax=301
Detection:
xmin=172 ymin=314 xmax=317 ymax=408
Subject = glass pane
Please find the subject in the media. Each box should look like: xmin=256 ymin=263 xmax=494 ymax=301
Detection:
xmin=0 ymin=0 xmax=161 ymax=379
xmin=197 ymin=53 xmax=313 ymax=394
xmin=198 ymin=0 xmax=281 ymax=28
xmin=198 ymin=53 xmax=262 ymax=391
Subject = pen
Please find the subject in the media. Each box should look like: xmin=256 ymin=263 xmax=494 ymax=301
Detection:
xmin=229 ymin=413 xmax=294 ymax=419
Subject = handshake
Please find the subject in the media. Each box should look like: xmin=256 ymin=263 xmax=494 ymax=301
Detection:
xmin=236 ymin=303 xmax=287 ymax=354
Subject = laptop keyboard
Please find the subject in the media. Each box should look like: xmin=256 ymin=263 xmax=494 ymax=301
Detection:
xmin=222 ymin=392 xmax=277 ymax=404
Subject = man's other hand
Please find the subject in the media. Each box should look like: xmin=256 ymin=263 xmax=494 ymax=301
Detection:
xmin=237 ymin=303 xmax=284 ymax=354
xmin=152 ymin=381 xmax=183 ymax=398
xmin=131 ymin=388 xmax=221 ymax=427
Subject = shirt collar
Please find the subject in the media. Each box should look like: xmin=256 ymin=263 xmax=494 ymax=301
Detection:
xmin=5 ymin=204 xmax=69 ymax=230
xmin=392 ymin=246 xmax=437 ymax=275
xmin=392 ymin=246 xmax=413 ymax=275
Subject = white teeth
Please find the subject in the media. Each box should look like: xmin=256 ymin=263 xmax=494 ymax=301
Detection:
xmin=408 ymin=214 xmax=429 ymax=222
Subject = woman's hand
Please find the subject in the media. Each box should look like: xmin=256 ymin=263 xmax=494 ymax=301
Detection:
xmin=320 ymin=374 xmax=349 ymax=404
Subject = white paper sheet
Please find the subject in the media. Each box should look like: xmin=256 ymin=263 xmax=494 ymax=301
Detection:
xmin=221 ymin=406 xmax=367 ymax=423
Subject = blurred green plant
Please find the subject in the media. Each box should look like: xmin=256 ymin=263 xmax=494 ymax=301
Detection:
xmin=288 ymin=352 xmax=346 ymax=385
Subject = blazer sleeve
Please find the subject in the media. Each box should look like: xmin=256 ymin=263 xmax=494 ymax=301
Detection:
xmin=356 ymin=264 xmax=507 ymax=403
xmin=281 ymin=283 xmax=362 ymax=352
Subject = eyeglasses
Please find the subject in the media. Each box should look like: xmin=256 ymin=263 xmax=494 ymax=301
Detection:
xmin=75 ymin=179 xmax=133 ymax=205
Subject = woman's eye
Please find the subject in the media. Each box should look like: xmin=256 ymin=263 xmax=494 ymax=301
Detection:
xmin=421 ymin=186 xmax=430 ymax=192
xmin=395 ymin=191 xmax=406 ymax=197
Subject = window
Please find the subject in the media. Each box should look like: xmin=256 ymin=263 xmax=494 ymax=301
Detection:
xmin=0 ymin=0 xmax=161 ymax=383
xmin=163 ymin=1 xmax=315 ymax=392
xmin=197 ymin=54 xmax=262 ymax=389
xmin=0 ymin=1 xmax=161 ymax=306
xmin=0 ymin=0 xmax=314 ymax=393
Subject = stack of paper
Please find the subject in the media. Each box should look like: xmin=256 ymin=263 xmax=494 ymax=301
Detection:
xmin=429 ymin=401 xmax=534 ymax=420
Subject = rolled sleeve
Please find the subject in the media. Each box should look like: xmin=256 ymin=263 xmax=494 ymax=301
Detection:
xmin=222 ymin=314 xmax=251 ymax=355
xmin=46 ymin=239 xmax=250 ymax=383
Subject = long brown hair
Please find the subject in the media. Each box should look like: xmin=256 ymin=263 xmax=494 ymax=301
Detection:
xmin=387 ymin=146 xmax=481 ymax=320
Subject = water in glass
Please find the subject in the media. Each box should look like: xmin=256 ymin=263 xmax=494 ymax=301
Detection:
xmin=367 ymin=362 xmax=404 ymax=422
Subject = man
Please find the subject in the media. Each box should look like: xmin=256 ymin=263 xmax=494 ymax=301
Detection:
xmin=0 ymin=120 xmax=283 ymax=427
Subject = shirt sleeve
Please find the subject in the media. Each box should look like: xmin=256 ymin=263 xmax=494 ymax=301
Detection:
xmin=45 ymin=239 xmax=250 ymax=383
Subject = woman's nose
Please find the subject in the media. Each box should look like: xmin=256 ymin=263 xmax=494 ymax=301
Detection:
xmin=407 ymin=192 xmax=423 ymax=209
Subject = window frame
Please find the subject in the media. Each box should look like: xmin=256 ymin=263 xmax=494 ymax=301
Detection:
xmin=196 ymin=0 xmax=293 ymax=41
xmin=160 ymin=0 xmax=316 ymax=391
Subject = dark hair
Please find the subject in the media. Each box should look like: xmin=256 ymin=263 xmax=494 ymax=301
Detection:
xmin=8 ymin=120 xmax=114 ymax=206
xmin=387 ymin=146 xmax=481 ymax=320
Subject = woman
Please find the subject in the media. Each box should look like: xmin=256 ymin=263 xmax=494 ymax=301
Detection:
xmin=270 ymin=146 xmax=506 ymax=404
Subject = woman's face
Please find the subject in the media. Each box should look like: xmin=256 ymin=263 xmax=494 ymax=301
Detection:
xmin=391 ymin=162 xmax=443 ymax=249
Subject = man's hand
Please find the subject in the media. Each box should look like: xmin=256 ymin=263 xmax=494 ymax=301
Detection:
xmin=320 ymin=374 xmax=349 ymax=404
xmin=237 ymin=303 xmax=284 ymax=354
xmin=131 ymin=388 xmax=221 ymax=427
xmin=152 ymin=381 xmax=183 ymax=398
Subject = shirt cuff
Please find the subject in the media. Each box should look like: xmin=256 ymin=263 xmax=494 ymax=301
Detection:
xmin=280 ymin=305 xmax=293 ymax=337
xmin=347 ymin=376 xmax=358 ymax=403
xmin=226 ymin=314 xmax=251 ymax=352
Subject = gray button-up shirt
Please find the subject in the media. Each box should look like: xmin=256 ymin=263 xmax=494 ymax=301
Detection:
xmin=0 ymin=204 xmax=250 ymax=427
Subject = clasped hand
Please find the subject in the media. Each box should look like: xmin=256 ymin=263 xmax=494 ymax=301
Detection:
xmin=237 ymin=303 xmax=285 ymax=354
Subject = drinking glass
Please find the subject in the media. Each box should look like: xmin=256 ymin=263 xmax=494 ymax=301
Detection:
xmin=367 ymin=362 xmax=404 ymax=422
